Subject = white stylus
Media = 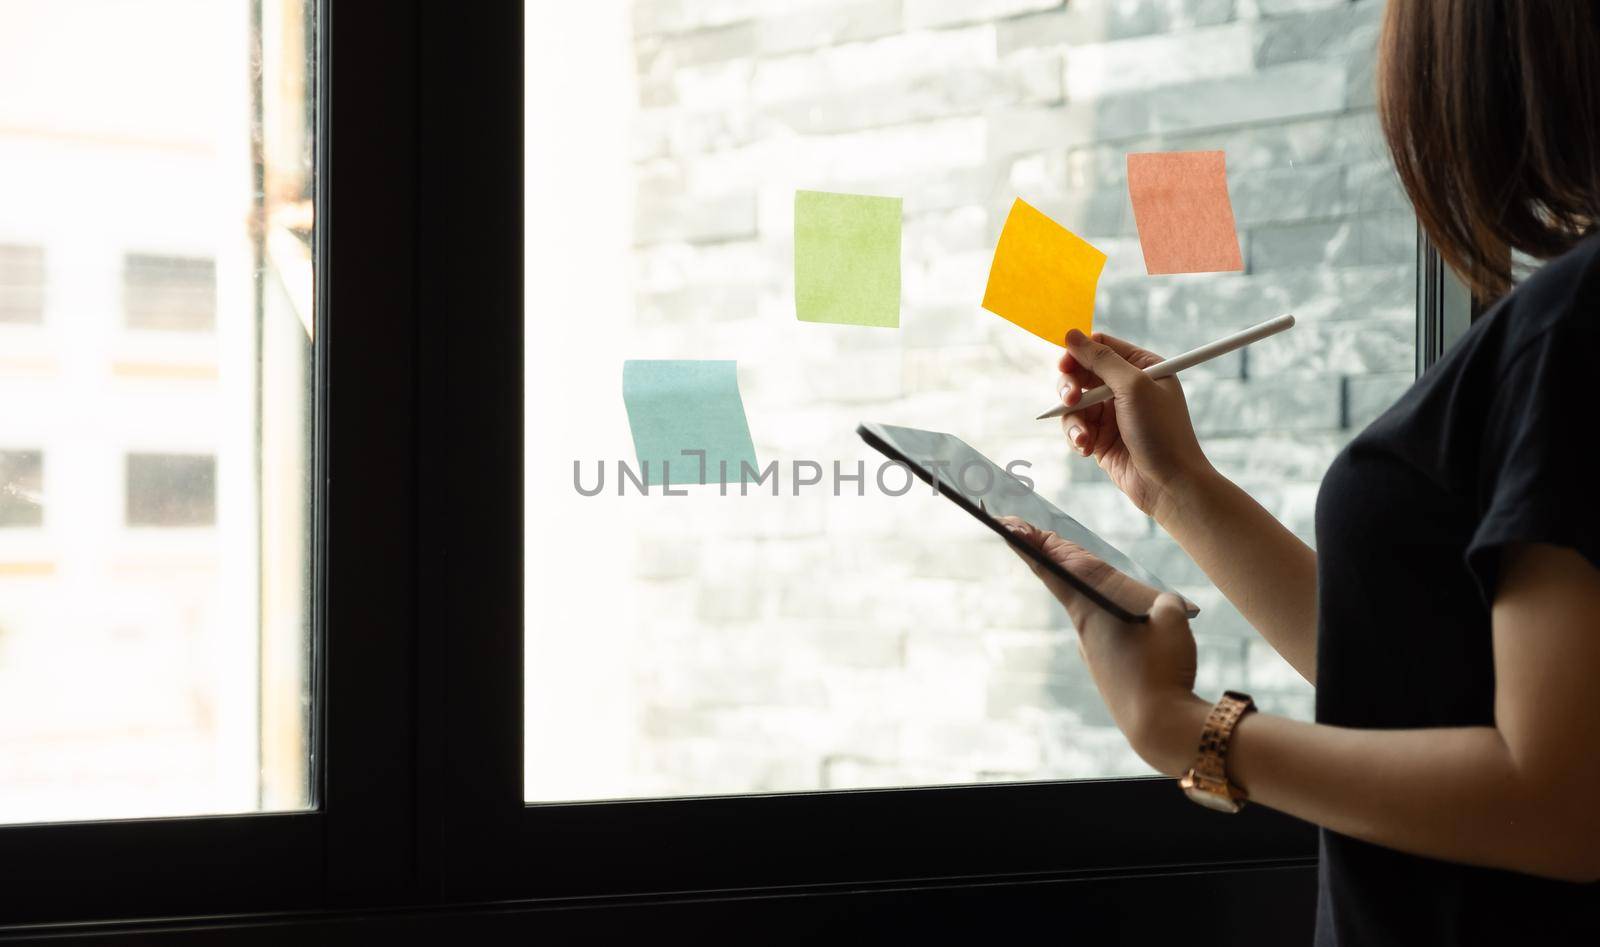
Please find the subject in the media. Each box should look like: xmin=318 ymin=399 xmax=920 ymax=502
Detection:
xmin=1036 ymin=313 xmax=1297 ymax=420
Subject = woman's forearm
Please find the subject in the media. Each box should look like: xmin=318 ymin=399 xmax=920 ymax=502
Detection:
xmin=1144 ymin=696 xmax=1600 ymax=883
xmin=1152 ymin=467 xmax=1320 ymax=681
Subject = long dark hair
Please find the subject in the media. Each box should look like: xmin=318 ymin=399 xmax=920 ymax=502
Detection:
xmin=1379 ymin=1 xmax=1600 ymax=300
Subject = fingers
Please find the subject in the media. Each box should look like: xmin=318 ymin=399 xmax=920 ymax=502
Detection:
xmin=1001 ymin=518 xmax=1074 ymax=598
xmin=1066 ymin=328 xmax=1151 ymax=395
xmin=1058 ymin=366 xmax=1104 ymax=454
xmin=1064 ymin=418 xmax=1088 ymax=454
xmin=1087 ymin=400 xmax=1120 ymax=460
xmin=1060 ymin=330 xmax=1163 ymax=374
xmin=1057 ymin=365 xmax=1103 ymax=407
xmin=1149 ymin=592 xmax=1189 ymax=624
xmin=1089 ymin=331 xmax=1165 ymax=370
xmin=1055 ymin=326 xmax=1154 ymax=455
xmin=1001 ymin=517 xmax=1069 ymax=565
xmin=1056 ymin=372 xmax=1076 ymax=407
xmin=1004 ymin=516 xmax=1131 ymax=632
xmin=1062 ymin=402 xmax=1103 ymax=455
xmin=1056 ymin=329 xmax=1161 ymax=413
xmin=996 ymin=515 xmax=1041 ymax=547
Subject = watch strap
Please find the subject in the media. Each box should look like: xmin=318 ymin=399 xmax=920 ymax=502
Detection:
xmin=1190 ymin=690 xmax=1255 ymax=797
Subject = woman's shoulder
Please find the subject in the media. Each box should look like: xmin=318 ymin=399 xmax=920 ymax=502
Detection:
xmin=1477 ymin=230 xmax=1600 ymax=362
xmin=1354 ymin=233 xmax=1600 ymax=466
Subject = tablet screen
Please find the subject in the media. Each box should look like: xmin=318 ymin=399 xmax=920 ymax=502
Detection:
xmin=859 ymin=422 xmax=1197 ymax=623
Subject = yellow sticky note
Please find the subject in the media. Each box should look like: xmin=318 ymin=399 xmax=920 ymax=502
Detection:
xmin=982 ymin=198 xmax=1107 ymax=346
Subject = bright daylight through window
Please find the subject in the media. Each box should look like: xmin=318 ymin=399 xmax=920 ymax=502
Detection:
xmin=0 ymin=0 xmax=315 ymax=824
xmin=528 ymin=0 xmax=1415 ymax=802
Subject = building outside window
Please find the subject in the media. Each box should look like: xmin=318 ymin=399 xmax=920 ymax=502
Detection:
xmin=0 ymin=245 xmax=45 ymax=326
xmin=125 ymin=453 xmax=217 ymax=528
xmin=122 ymin=253 xmax=218 ymax=333
xmin=0 ymin=0 xmax=314 ymax=826
xmin=0 ymin=450 xmax=43 ymax=528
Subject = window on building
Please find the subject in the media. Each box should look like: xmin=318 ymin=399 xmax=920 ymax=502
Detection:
xmin=125 ymin=453 xmax=217 ymax=527
xmin=0 ymin=0 xmax=314 ymax=827
xmin=0 ymin=244 xmax=45 ymax=325
xmin=122 ymin=253 xmax=218 ymax=332
xmin=0 ymin=450 xmax=43 ymax=528
xmin=525 ymin=1 xmax=1416 ymax=802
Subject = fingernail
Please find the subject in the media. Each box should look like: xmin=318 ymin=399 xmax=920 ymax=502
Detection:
xmin=1066 ymin=328 xmax=1087 ymax=345
xmin=1060 ymin=386 xmax=1073 ymax=405
xmin=1068 ymin=425 xmax=1083 ymax=446
xmin=1001 ymin=521 xmax=1022 ymax=534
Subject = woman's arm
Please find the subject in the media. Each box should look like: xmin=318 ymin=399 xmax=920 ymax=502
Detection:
xmin=1153 ymin=468 xmax=1320 ymax=682
xmin=1139 ymin=543 xmax=1600 ymax=883
xmin=1007 ymin=520 xmax=1600 ymax=882
xmin=1059 ymin=331 xmax=1320 ymax=682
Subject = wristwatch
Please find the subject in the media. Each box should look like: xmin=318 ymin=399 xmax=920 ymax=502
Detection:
xmin=1179 ymin=690 xmax=1256 ymax=813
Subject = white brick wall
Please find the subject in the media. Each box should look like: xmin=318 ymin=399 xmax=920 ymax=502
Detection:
xmin=608 ymin=0 xmax=1415 ymax=796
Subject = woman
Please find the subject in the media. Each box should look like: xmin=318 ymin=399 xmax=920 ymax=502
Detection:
xmin=1002 ymin=3 xmax=1600 ymax=943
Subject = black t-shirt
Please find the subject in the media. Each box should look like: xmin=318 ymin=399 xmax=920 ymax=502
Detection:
xmin=1313 ymin=232 xmax=1600 ymax=945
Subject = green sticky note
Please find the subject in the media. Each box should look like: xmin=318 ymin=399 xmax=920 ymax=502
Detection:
xmin=622 ymin=360 xmax=759 ymax=487
xmin=794 ymin=189 xmax=902 ymax=328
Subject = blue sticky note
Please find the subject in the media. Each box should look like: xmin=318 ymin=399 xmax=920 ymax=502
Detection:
xmin=622 ymin=360 xmax=759 ymax=487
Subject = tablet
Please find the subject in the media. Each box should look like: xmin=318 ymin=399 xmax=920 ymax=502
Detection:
xmin=857 ymin=422 xmax=1199 ymax=624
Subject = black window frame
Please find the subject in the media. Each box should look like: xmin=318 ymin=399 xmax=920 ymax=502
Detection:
xmin=0 ymin=0 xmax=1472 ymax=932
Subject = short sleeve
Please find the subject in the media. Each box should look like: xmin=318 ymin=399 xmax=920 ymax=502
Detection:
xmin=1465 ymin=325 xmax=1600 ymax=604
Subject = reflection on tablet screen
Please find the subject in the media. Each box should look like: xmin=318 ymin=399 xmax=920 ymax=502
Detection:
xmin=859 ymin=422 xmax=1198 ymax=621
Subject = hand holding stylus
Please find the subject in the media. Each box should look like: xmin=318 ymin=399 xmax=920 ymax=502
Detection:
xmin=1040 ymin=314 xmax=1295 ymax=421
xmin=1052 ymin=324 xmax=1241 ymax=523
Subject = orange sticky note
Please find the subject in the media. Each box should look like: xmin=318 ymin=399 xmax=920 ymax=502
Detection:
xmin=981 ymin=198 xmax=1107 ymax=346
xmin=1127 ymin=150 xmax=1244 ymax=275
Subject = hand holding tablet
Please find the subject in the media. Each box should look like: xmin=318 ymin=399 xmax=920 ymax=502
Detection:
xmin=857 ymin=422 xmax=1197 ymax=623
xmin=996 ymin=516 xmax=1168 ymax=619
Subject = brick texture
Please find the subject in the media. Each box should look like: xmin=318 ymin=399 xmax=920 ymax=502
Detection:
xmin=620 ymin=0 xmax=1412 ymax=794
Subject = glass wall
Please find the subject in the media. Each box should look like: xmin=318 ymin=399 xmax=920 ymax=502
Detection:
xmin=526 ymin=0 xmax=1414 ymax=801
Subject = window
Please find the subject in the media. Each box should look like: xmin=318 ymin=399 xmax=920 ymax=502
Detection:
xmin=525 ymin=1 xmax=1415 ymax=802
xmin=122 ymin=253 xmax=218 ymax=332
xmin=0 ymin=0 xmax=1476 ymax=932
xmin=0 ymin=0 xmax=313 ymax=828
xmin=0 ymin=245 xmax=45 ymax=325
xmin=125 ymin=453 xmax=217 ymax=527
xmin=0 ymin=450 xmax=43 ymax=527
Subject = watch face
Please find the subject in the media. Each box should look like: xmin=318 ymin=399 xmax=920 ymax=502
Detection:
xmin=1183 ymin=784 xmax=1243 ymax=814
